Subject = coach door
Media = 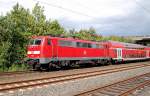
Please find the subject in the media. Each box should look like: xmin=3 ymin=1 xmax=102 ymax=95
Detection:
xmin=146 ymin=50 xmax=149 ymax=58
xmin=117 ymin=48 xmax=122 ymax=59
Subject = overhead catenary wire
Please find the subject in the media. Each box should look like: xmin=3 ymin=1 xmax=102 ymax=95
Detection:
xmin=33 ymin=0 xmax=148 ymax=36
xmin=69 ymin=0 xmax=98 ymax=14
xmin=134 ymin=0 xmax=150 ymax=14
xmin=33 ymin=0 xmax=97 ymax=19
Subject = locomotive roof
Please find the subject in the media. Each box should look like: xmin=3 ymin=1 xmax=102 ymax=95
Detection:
xmin=53 ymin=37 xmax=100 ymax=44
xmin=31 ymin=36 xmax=146 ymax=49
xmin=31 ymin=36 xmax=100 ymax=44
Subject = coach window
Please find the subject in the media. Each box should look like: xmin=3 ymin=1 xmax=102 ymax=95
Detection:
xmin=47 ymin=39 xmax=51 ymax=45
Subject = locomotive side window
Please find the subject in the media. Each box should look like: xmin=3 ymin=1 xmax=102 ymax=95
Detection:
xmin=82 ymin=43 xmax=88 ymax=48
xmin=59 ymin=40 xmax=73 ymax=47
xmin=74 ymin=42 xmax=102 ymax=48
xmin=96 ymin=44 xmax=99 ymax=48
xmin=96 ymin=44 xmax=103 ymax=48
xmin=92 ymin=44 xmax=99 ymax=48
xmin=76 ymin=43 xmax=102 ymax=48
xmin=88 ymin=43 xmax=92 ymax=48
xmin=76 ymin=42 xmax=89 ymax=48
xmin=47 ymin=39 xmax=51 ymax=45
xmin=76 ymin=42 xmax=83 ymax=47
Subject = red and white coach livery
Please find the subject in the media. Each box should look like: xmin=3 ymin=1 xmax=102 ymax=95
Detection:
xmin=102 ymin=41 xmax=150 ymax=63
xmin=27 ymin=36 xmax=150 ymax=70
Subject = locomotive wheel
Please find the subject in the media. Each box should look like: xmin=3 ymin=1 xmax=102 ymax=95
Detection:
xmin=35 ymin=65 xmax=41 ymax=71
xmin=108 ymin=60 xmax=113 ymax=65
xmin=99 ymin=59 xmax=106 ymax=65
xmin=48 ymin=63 xmax=53 ymax=70
xmin=69 ymin=61 xmax=76 ymax=68
xmin=48 ymin=62 xmax=61 ymax=71
xmin=61 ymin=61 xmax=70 ymax=70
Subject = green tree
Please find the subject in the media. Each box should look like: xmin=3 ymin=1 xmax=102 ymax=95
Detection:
xmin=46 ymin=20 xmax=65 ymax=36
xmin=0 ymin=3 xmax=32 ymax=70
xmin=31 ymin=3 xmax=65 ymax=36
xmin=0 ymin=3 xmax=66 ymax=71
xmin=0 ymin=2 xmax=132 ymax=71
xmin=70 ymin=27 xmax=102 ymax=41
xmin=32 ymin=3 xmax=46 ymax=35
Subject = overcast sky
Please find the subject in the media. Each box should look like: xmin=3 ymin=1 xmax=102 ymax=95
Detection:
xmin=0 ymin=0 xmax=150 ymax=36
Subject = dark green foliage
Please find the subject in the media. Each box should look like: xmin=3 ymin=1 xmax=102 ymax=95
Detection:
xmin=68 ymin=28 xmax=132 ymax=42
xmin=69 ymin=27 xmax=102 ymax=41
xmin=102 ymin=36 xmax=133 ymax=43
xmin=0 ymin=3 xmax=65 ymax=71
xmin=31 ymin=3 xmax=65 ymax=36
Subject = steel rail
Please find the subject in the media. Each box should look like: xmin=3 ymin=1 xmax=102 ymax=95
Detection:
xmin=75 ymin=72 xmax=150 ymax=96
xmin=0 ymin=71 xmax=34 ymax=77
xmin=0 ymin=63 xmax=148 ymax=85
xmin=120 ymin=80 xmax=150 ymax=96
xmin=0 ymin=63 xmax=149 ymax=93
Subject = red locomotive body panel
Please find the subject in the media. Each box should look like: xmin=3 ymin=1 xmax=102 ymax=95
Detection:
xmin=56 ymin=38 xmax=106 ymax=59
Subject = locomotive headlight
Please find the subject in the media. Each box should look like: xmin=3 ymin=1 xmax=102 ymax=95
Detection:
xmin=33 ymin=51 xmax=40 ymax=54
xmin=27 ymin=51 xmax=40 ymax=54
xmin=27 ymin=51 xmax=32 ymax=54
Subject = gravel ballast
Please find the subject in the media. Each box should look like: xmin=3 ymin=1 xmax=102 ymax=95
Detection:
xmin=0 ymin=64 xmax=150 ymax=96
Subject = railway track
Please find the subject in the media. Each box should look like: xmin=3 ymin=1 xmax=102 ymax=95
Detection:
xmin=0 ymin=71 xmax=34 ymax=77
xmin=0 ymin=63 xmax=149 ymax=94
xmin=75 ymin=73 xmax=150 ymax=96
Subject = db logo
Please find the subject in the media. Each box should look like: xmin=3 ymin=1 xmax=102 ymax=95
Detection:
xmin=83 ymin=50 xmax=87 ymax=55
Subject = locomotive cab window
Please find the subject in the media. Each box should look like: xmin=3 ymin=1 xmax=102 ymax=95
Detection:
xmin=29 ymin=39 xmax=42 ymax=45
xmin=29 ymin=39 xmax=34 ymax=45
xmin=35 ymin=39 xmax=41 ymax=45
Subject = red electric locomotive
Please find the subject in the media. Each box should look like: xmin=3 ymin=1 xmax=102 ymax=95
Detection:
xmin=27 ymin=36 xmax=150 ymax=70
xmin=27 ymin=36 xmax=111 ymax=70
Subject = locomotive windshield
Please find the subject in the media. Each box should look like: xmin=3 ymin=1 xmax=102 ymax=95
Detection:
xmin=29 ymin=39 xmax=42 ymax=45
